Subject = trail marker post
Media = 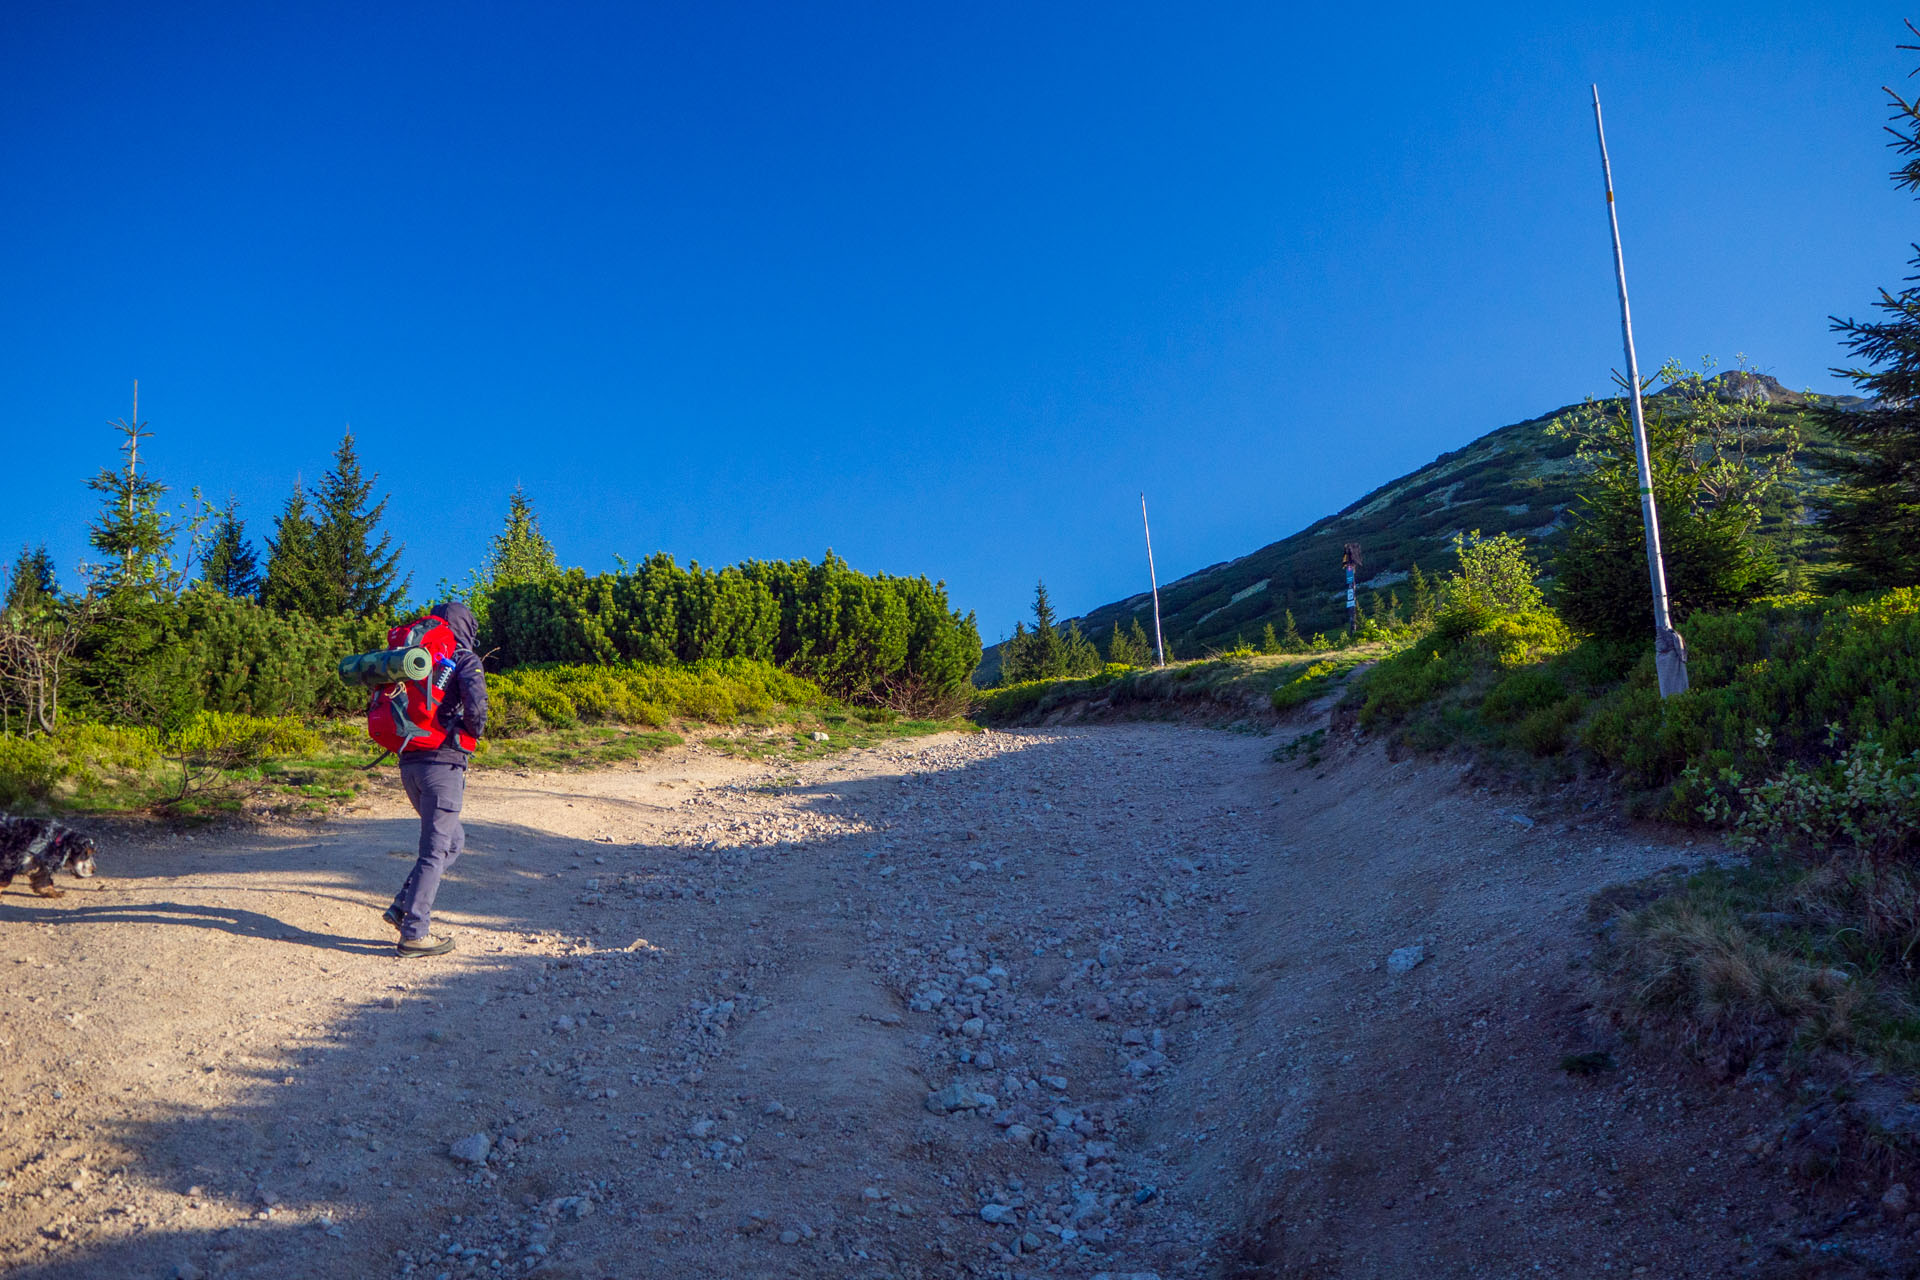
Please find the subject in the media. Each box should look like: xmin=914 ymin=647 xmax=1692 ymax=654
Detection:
xmin=1591 ymin=86 xmax=1689 ymax=697
xmin=1141 ymin=493 xmax=1166 ymax=667
xmin=1343 ymin=543 xmax=1362 ymax=635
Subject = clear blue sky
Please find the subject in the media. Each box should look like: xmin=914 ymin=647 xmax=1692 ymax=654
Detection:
xmin=2 ymin=1 xmax=1910 ymax=641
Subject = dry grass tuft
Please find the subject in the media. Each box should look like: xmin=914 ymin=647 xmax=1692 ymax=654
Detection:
xmin=1604 ymin=895 xmax=1864 ymax=1067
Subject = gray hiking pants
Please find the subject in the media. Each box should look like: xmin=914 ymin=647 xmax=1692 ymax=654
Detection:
xmin=394 ymin=760 xmax=467 ymax=942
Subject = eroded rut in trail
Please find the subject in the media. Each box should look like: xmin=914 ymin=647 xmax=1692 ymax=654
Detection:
xmin=0 ymin=722 xmax=1855 ymax=1278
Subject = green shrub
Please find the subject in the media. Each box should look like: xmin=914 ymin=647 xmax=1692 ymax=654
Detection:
xmin=494 ymin=669 xmax=581 ymax=732
xmin=1434 ymin=531 xmax=1544 ymax=638
xmin=1557 ymin=467 xmax=1778 ymax=638
xmin=173 ymin=711 xmax=324 ymax=764
xmin=1583 ymin=589 xmax=1920 ymax=796
xmin=1481 ymin=667 xmax=1568 ymax=724
xmin=1551 ymin=375 xmax=1788 ymax=639
xmin=1512 ymin=696 xmax=1583 ymax=756
xmin=489 ymin=552 xmax=981 ymax=704
xmin=66 ymin=588 xmax=390 ymax=727
xmin=1707 ymin=737 xmax=1920 ymax=866
xmin=0 ymin=736 xmax=65 ymax=807
xmin=488 ymin=658 xmax=827 ymax=736
xmin=0 ymin=712 xmax=318 ymax=810
xmin=59 ymin=721 xmax=163 ymax=771
xmin=1470 ymin=609 xmax=1577 ymax=669
xmin=1359 ymin=646 xmax=1470 ymax=726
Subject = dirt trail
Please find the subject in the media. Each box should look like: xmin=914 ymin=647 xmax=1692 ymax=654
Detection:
xmin=0 ymin=720 xmax=1847 ymax=1279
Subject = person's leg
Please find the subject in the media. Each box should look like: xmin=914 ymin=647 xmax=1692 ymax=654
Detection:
xmin=394 ymin=763 xmax=467 ymax=942
xmin=391 ymin=764 xmax=432 ymax=921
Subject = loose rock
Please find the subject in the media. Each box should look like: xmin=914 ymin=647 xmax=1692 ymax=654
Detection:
xmin=1387 ymin=945 xmax=1426 ymax=975
xmin=449 ymin=1133 xmax=492 ymax=1165
xmin=925 ymin=1082 xmax=995 ymax=1114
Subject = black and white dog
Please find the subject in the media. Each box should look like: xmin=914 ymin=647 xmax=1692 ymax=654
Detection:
xmin=0 ymin=816 xmax=98 ymax=898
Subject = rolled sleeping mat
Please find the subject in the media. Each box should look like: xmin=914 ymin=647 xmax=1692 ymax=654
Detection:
xmin=338 ymin=645 xmax=433 ymax=687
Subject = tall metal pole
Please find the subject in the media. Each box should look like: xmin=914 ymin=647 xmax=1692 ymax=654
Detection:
xmin=1141 ymin=493 xmax=1167 ymax=667
xmin=1592 ymin=86 xmax=1689 ymax=697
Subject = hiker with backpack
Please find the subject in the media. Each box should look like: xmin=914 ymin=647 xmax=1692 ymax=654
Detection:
xmin=368 ymin=601 xmax=488 ymax=958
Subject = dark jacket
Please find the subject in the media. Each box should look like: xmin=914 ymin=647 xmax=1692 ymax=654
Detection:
xmin=399 ymin=600 xmax=489 ymax=769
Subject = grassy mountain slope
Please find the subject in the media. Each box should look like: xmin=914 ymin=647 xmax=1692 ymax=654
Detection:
xmin=990 ymin=374 xmax=1853 ymax=678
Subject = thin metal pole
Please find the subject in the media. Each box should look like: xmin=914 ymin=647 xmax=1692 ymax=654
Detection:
xmin=1592 ymin=86 xmax=1688 ymax=696
xmin=1141 ymin=493 xmax=1166 ymax=667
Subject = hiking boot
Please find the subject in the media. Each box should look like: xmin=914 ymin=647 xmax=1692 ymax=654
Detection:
xmin=381 ymin=905 xmax=404 ymax=935
xmin=396 ymin=934 xmax=455 ymax=959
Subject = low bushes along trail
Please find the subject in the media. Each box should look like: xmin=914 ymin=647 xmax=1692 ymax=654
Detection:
xmin=0 ymin=717 xmax=1883 ymax=1278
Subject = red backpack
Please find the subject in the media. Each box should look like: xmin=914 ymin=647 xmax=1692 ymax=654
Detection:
xmin=366 ymin=614 xmax=477 ymax=755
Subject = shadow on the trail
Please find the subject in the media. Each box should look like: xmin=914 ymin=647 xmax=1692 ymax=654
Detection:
xmin=3 ymin=730 xmax=1133 ymax=1279
xmin=1 ymin=898 xmax=398 ymax=955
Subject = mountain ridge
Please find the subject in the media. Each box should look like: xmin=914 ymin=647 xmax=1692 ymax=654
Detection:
xmin=978 ymin=371 xmax=1856 ymax=681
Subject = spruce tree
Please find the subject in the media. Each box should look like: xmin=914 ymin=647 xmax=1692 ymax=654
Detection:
xmin=1407 ymin=565 xmax=1433 ymax=625
xmin=1281 ymin=609 xmax=1303 ymax=649
xmin=446 ymin=486 xmax=564 ymax=638
xmin=4 ymin=544 xmax=58 ymax=612
xmin=483 ymin=486 xmax=560 ymax=589
xmin=1259 ymin=621 xmax=1279 ymax=654
xmin=1553 ymin=376 xmax=1781 ymax=636
xmin=1128 ymin=618 xmax=1153 ymax=664
xmin=1000 ymin=581 xmax=1090 ymax=682
xmin=1024 ymin=580 xmax=1063 ymax=676
xmin=199 ymin=496 xmax=261 ymax=598
xmin=86 ymin=392 xmax=173 ymax=597
xmin=1061 ymin=619 xmax=1102 ymax=676
xmin=310 ymin=431 xmax=408 ymax=617
xmin=999 ymin=621 xmax=1034 ymax=683
xmin=261 ymin=483 xmax=324 ymax=614
xmin=1818 ymin=44 xmax=1920 ymax=587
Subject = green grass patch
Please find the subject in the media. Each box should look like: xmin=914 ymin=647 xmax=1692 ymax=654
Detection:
xmin=1269 ymin=652 xmax=1376 ymax=711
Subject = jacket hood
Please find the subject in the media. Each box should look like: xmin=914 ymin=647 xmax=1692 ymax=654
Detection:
xmin=433 ymin=601 xmax=478 ymax=650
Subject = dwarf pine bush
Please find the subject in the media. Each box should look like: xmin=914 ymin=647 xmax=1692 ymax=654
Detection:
xmin=0 ymin=735 xmax=64 ymax=806
xmin=489 ymin=553 xmax=980 ymax=705
xmin=1584 ymin=588 xmax=1920 ymax=799
xmin=488 ymin=658 xmax=827 ymax=735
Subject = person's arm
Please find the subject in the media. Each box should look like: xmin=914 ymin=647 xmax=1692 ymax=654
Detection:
xmin=455 ymin=652 xmax=488 ymax=740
